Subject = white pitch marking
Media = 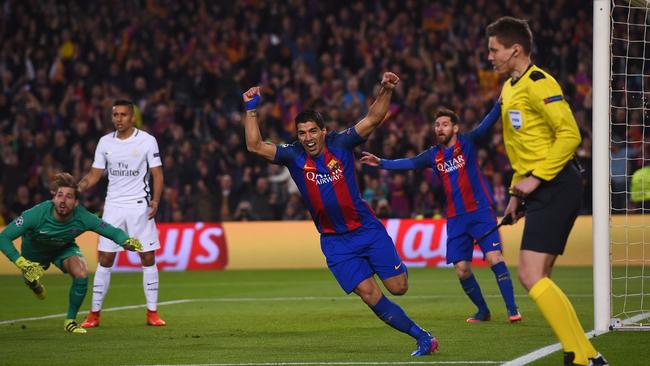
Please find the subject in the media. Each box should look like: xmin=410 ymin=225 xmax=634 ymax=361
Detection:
xmin=0 ymin=294 xmax=592 ymax=325
xmin=502 ymin=312 xmax=650 ymax=365
xmin=130 ymin=362 xmax=504 ymax=366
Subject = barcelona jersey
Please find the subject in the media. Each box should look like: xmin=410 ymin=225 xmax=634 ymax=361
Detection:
xmin=274 ymin=127 xmax=381 ymax=234
xmin=381 ymin=103 xmax=501 ymax=218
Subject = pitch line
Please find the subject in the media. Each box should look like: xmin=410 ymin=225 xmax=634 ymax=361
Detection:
xmin=0 ymin=293 xmax=592 ymax=325
xmin=0 ymin=299 xmax=192 ymax=325
xmin=502 ymin=312 xmax=650 ymax=365
xmin=132 ymin=362 xmax=504 ymax=365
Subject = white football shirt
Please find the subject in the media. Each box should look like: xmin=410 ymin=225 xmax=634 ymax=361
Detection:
xmin=92 ymin=128 xmax=162 ymax=207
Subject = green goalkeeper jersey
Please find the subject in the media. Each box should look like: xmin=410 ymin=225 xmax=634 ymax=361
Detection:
xmin=0 ymin=200 xmax=129 ymax=262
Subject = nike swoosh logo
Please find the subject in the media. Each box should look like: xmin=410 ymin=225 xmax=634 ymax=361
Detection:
xmin=492 ymin=242 xmax=500 ymax=247
xmin=394 ymin=263 xmax=402 ymax=270
xmin=146 ymin=282 xmax=158 ymax=286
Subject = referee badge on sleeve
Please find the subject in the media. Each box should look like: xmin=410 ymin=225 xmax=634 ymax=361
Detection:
xmin=508 ymin=109 xmax=523 ymax=130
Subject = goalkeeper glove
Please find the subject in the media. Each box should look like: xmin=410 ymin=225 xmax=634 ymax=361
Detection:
xmin=15 ymin=256 xmax=44 ymax=282
xmin=123 ymin=238 xmax=143 ymax=252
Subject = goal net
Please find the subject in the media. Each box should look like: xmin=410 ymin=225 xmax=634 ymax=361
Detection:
xmin=604 ymin=0 xmax=650 ymax=330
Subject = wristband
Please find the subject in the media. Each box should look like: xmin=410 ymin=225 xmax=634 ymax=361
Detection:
xmin=245 ymin=95 xmax=261 ymax=111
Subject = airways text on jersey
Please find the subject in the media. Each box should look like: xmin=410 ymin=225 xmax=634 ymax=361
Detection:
xmin=436 ymin=155 xmax=465 ymax=173
xmin=304 ymin=157 xmax=344 ymax=186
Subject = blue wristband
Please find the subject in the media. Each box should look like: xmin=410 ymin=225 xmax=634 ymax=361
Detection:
xmin=245 ymin=95 xmax=261 ymax=111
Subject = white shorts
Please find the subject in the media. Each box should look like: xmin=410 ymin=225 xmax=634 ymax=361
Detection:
xmin=98 ymin=204 xmax=160 ymax=252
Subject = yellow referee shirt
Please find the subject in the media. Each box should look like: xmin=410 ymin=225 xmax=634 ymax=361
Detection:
xmin=500 ymin=64 xmax=581 ymax=187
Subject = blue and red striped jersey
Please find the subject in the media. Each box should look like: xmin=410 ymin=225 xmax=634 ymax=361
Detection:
xmin=274 ymin=127 xmax=381 ymax=234
xmin=380 ymin=103 xmax=501 ymax=218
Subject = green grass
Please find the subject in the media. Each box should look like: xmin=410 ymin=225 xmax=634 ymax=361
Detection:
xmin=0 ymin=267 xmax=647 ymax=365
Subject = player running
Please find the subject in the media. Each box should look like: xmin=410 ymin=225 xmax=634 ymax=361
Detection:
xmin=78 ymin=99 xmax=165 ymax=328
xmin=0 ymin=173 xmax=143 ymax=334
xmin=242 ymin=72 xmax=438 ymax=356
xmin=361 ymin=104 xmax=522 ymax=323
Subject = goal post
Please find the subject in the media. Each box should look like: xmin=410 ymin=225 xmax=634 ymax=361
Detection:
xmin=597 ymin=0 xmax=650 ymax=331
xmin=592 ymin=0 xmax=611 ymax=334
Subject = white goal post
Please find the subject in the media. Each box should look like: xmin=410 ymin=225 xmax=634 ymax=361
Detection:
xmin=593 ymin=0 xmax=611 ymax=334
xmin=594 ymin=0 xmax=650 ymax=332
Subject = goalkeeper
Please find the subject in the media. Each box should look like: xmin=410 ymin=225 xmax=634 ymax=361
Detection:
xmin=0 ymin=173 xmax=142 ymax=334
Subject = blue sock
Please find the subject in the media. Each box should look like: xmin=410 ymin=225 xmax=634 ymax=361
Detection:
xmin=491 ymin=261 xmax=517 ymax=312
xmin=460 ymin=274 xmax=489 ymax=313
xmin=370 ymin=295 xmax=428 ymax=340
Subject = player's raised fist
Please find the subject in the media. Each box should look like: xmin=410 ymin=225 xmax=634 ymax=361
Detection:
xmin=242 ymin=87 xmax=261 ymax=102
xmin=381 ymin=72 xmax=400 ymax=89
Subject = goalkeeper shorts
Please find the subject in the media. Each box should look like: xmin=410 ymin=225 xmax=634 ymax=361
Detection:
xmin=22 ymin=243 xmax=84 ymax=272
xmin=520 ymin=162 xmax=583 ymax=255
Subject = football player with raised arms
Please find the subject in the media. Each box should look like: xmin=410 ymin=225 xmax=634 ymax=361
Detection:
xmin=243 ymin=72 xmax=438 ymax=356
xmin=361 ymin=104 xmax=522 ymax=324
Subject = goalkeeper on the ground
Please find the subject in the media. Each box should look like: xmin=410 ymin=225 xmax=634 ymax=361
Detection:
xmin=0 ymin=173 xmax=142 ymax=334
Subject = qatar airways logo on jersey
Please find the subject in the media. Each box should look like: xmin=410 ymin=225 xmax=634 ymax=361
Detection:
xmin=436 ymin=155 xmax=465 ymax=173
xmin=304 ymin=159 xmax=343 ymax=185
xmin=109 ymin=162 xmax=140 ymax=177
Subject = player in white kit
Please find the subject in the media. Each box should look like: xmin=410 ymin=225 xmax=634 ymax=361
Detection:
xmin=79 ymin=100 xmax=166 ymax=327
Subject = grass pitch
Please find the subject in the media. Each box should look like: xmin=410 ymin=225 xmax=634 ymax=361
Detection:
xmin=0 ymin=267 xmax=646 ymax=365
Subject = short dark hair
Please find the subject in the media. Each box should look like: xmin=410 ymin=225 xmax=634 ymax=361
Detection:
xmin=486 ymin=16 xmax=533 ymax=55
xmin=295 ymin=110 xmax=325 ymax=129
xmin=113 ymin=99 xmax=135 ymax=113
xmin=434 ymin=108 xmax=460 ymax=125
xmin=52 ymin=172 xmax=78 ymax=198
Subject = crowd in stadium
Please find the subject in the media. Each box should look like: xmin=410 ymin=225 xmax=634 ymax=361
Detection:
xmin=0 ymin=0 xmax=608 ymax=224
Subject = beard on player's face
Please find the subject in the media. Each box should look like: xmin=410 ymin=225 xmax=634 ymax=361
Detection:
xmin=52 ymin=187 xmax=77 ymax=218
xmin=436 ymin=131 xmax=453 ymax=145
xmin=434 ymin=121 xmax=456 ymax=146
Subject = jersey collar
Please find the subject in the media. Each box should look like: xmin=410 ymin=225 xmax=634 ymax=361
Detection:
xmin=113 ymin=128 xmax=139 ymax=141
xmin=510 ymin=64 xmax=534 ymax=86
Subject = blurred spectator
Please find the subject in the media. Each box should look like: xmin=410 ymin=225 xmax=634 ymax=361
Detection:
xmin=412 ymin=180 xmax=437 ymax=218
xmin=8 ymin=185 xmax=32 ymax=221
xmin=611 ymin=140 xmax=639 ymax=212
xmin=0 ymin=0 xmax=600 ymax=222
xmin=491 ymin=172 xmax=508 ymax=216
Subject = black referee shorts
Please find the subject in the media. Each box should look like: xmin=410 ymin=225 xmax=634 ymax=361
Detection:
xmin=521 ymin=162 xmax=583 ymax=255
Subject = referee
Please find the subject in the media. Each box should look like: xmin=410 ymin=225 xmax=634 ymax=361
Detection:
xmin=486 ymin=17 xmax=607 ymax=366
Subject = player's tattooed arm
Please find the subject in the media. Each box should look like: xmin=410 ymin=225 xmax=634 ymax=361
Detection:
xmin=354 ymin=72 xmax=400 ymax=139
xmin=243 ymin=86 xmax=277 ymax=162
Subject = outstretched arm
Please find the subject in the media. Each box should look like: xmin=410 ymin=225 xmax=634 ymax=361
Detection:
xmin=243 ymin=86 xmax=277 ymax=161
xmin=361 ymin=149 xmax=432 ymax=171
xmin=465 ymin=102 xmax=502 ymax=141
xmin=0 ymin=210 xmax=44 ymax=282
xmin=354 ymin=72 xmax=400 ymax=139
